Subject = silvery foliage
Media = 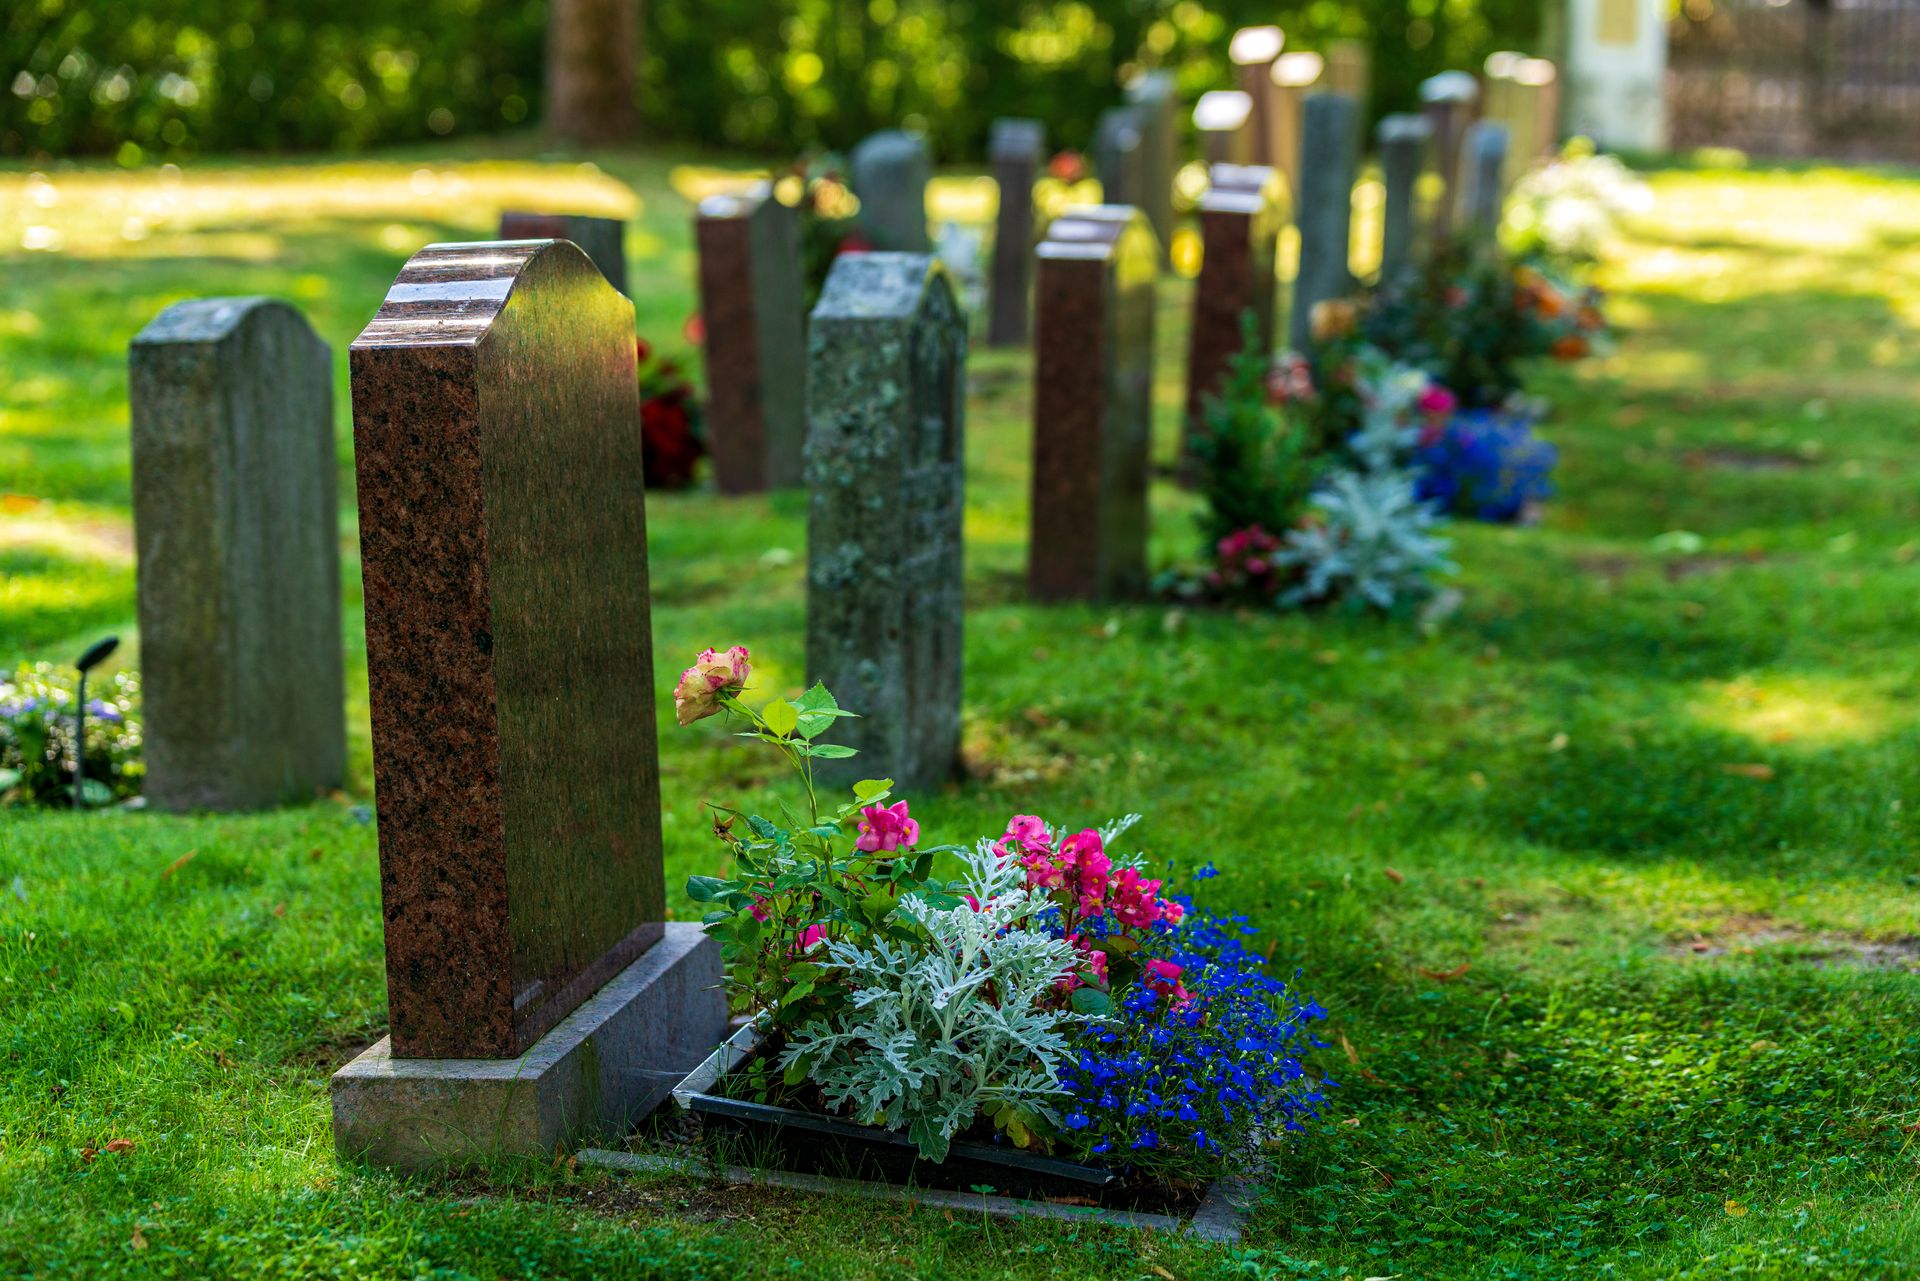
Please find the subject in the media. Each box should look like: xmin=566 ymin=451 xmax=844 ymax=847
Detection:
xmin=1345 ymin=354 xmax=1430 ymax=473
xmin=780 ymin=840 xmax=1082 ymax=1161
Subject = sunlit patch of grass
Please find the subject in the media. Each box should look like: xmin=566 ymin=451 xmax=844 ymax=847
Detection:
xmin=1689 ymin=672 xmax=1902 ymax=749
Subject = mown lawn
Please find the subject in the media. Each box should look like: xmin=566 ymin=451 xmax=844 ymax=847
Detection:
xmin=1 ymin=143 xmax=1918 ymax=1279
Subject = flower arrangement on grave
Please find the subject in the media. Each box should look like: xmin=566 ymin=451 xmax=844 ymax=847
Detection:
xmin=0 ymin=663 xmax=142 ymax=806
xmin=1414 ymin=405 xmax=1560 ymax=523
xmin=778 ymin=152 xmax=871 ymax=312
xmin=1503 ymin=140 xmax=1653 ymax=273
xmin=637 ymin=338 xmax=705 ymax=489
xmin=674 ymin=647 xmax=1331 ymax=1179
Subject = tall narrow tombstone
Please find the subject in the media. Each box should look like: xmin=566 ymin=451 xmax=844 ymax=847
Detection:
xmin=129 ymin=299 xmax=346 ymax=812
xmin=1420 ymin=71 xmax=1481 ymax=243
xmin=1324 ymin=38 xmax=1372 ymax=104
xmin=1269 ymin=51 xmax=1326 ymax=202
xmin=1288 ymin=93 xmax=1359 ymax=351
xmin=696 ymin=183 xmax=807 ymax=492
xmin=1124 ymin=71 xmax=1178 ymax=264
xmin=1031 ymin=206 xmax=1158 ymax=603
xmin=1460 ymin=121 xmax=1511 ymax=237
xmin=1185 ymin=166 xmax=1284 ymax=450
xmin=987 ymin=118 xmax=1046 ymax=347
xmin=849 ymin=130 xmax=932 ymax=253
xmin=498 ymin=212 xmax=627 ymax=295
xmin=1094 ymin=106 xmax=1145 ymax=208
xmin=1376 ymin=114 xmax=1432 ymax=282
xmin=1229 ymin=26 xmax=1285 ymax=170
xmin=1194 ymin=91 xmax=1256 ymax=167
xmin=806 ymin=254 xmax=965 ymax=793
xmin=332 ymin=240 xmax=725 ymax=1167
xmin=1520 ymin=57 xmax=1562 ymax=161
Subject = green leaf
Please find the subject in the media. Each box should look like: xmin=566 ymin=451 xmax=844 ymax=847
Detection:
xmin=1070 ymin=987 xmax=1113 ymax=1016
xmin=782 ymin=978 xmax=816 ymax=1003
xmin=806 ymin=743 xmax=859 ymax=759
xmin=852 ymin=778 xmax=894 ymax=801
xmin=783 ymin=1055 xmax=812 ymax=1087
xmin=762 ymin=698 xmax=799 ymax=737
xmin=685 ymin=875 xmax=734 ymax=903
xmin=908 ymin=1117 xmax=951 ymax=1163
xmin=735 ymin=911 xmax=761 ymax=947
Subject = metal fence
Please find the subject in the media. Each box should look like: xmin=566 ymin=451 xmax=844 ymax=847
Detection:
xmin=1668 ymin=0 xmax=1920 ymax=161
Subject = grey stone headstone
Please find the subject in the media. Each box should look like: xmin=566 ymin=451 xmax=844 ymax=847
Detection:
xmin=1461 ymin=120 xmax=1511 ymax=237
xmin=1094 ymin=106 xmax=1144 ymax=209
xmin=129 ymin=298 xmax=346 ymax=812
xmin=1419 ymin=71 xmax=1480 ymax=243
xmin=1124 ymin=71 xmax=1179 ymax=264
xmin=1289 ymin=93 xmax=1359 ymax=351
xmin=987 ymin=118 xmax=1046 ymax=347
xmin=1377 ymin=114 xmax=1433 ymax=282
xmin=498 ymin=212 xmax=628 ymax=295
xmin=849 ymin=130 xmax=932 ymax=253
xmin=805 ymin=254 xmax=965 ymax=793
xmin=696 ymin=184 xmax=807 ymax=492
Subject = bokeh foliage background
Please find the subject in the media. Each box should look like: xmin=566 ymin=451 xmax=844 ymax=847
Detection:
xmin=4 ymin=0 xmax=1540 ymax=162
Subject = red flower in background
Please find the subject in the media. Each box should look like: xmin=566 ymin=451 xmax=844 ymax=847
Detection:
xmin=638 ymin=337 xmax=705 ymax=489
xmin=682 ymin=313 xmax=706 ymax=346
xmin=836 ymin=231 xmax=874 ymax=257
xmin=1048 ymin=150 xmax=1087 ymax=183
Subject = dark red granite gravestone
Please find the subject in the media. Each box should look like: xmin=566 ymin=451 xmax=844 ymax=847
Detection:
xmin=498 ymin=212 xmax=628 ymax=295
xmin=1184 ymin=164 xmax=1284 ymax=456
xmin=1030 ymin=206 xmax=1159 ymax=603
xmin=349 ymin=240 xmax=664 ymax=1060
xmin=695 ymin=184 xmax=806 ymax=492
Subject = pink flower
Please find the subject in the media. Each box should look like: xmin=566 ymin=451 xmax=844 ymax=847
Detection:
xmin=796 ymin=924 xmax=826 ymax=951
xmin=673 ymin=645 xmax=751 ymax=726
xmin=1110 ymin=867 xmax=1164 ymax=929
xmin=1059 ymin=830 xmax=1111 ymax=909
xmin=1143 ymin=957 xmax=1189 ymax=1003
xmin=855 ymin=800 xmax=919 ymax=853
xmin=1158 ymin=898 xmax=1186 ymax=925
xmin=1417 ymin=385 xmax=1458 ymax=417
xmin=749 ymin=896 xmax=770 ymax=922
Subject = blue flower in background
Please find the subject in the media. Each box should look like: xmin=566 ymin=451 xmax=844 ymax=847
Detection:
xmin=1415 ymin=407 xmax=1558 ymax=523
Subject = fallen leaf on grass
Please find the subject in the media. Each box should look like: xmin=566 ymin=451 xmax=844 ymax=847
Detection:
xmin=272 ymin=903 xmax=286 ymax=918
xmin=1339 ymin=1032 xmax=1360 ymax=1064
xmin=1547 ymin=732 xmax=1569 ymax=753
xmin=1725 ymin=1199 xmax=1748 ymax=1218
xmin=1312 ymin=649 xmax=1340 ymax=665
xmin=1720 ymin=763 xmax=1775 ymax=780
xmin=104 ymin=1138 xmax=134 ymax=1154
xmin=1416 ymin=962 xmax=1471 ymax=982
xmin=1151 ymin=1267 xmax=1177 ymax=1280
xmin=130 ymin=1226 xmax=147 ymax=1251
xmin=1383 ymin=868 xmax=1406 ymax=885
xmin=79 ymin=1146 xmax=97 ymax=1164
xmin=159 ymin=850 xmax=198 ymax=880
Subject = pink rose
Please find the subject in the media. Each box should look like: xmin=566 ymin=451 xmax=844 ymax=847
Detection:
xmin=855 ymin=800 xmax=919 ymax=853
xmin=673 ymin=645 xmax=751 ymax=726
xmin=749 ymin=896 xmax=771 ymax=922
xmin=796 ymin=924 xmax=826 ymax=951
xmin=1417 ymin=385 xmax=1458 ymax=417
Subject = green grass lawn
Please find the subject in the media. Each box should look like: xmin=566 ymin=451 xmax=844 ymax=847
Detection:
xmin=2 ymin=143 xmax=1919 ymax=1279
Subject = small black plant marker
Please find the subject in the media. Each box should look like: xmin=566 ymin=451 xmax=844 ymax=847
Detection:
xmin=72 ymin=636 xmax=119 ymax=810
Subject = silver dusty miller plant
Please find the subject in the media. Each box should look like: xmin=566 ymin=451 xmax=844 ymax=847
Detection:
xmin=1278 ymin=467 xmax=1455 ymax=610
xmin=779 ymin=841 xmax=1080 ymax=1161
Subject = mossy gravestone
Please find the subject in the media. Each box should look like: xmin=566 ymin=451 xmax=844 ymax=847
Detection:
xmin=128 ymin=298 xmax=346 ymax=812
xmin=498 ymin=212 xmax=628 ymax=295
xmin=334 ymin=239 xmax=723 ymax=1167
xmin=1377 ymin=114 xmax=1433 ymax=282
xmin=1185 ymin=164 xmax=1285 ymax=450
xmin=805 ymin=254 xmax=964 ymax=793
xmin=1288 ymin=93 xmax=1358 ymax=351
xmin=1031 ymin=207 xmax=1158 ymax=602
xmin=695 ymin=183 xmax=806 ymax=492
xmin=849 ymin=130 xmax=932 ymax=253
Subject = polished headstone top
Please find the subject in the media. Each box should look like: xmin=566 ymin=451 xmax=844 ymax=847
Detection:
xmin=1378 ymin=113 xmax=1436 ymax=143
xmin=1194 ymin=90 xmax=1255 ymax=132
xmin=1229 ymin=24 xmax=1284 ymax=65
xmin=1039 ymin=205 xmax=1160 ymax=263
xmin=1199 ymin=164 xmax=1284 ymax=214
xmin=696 ymin=181 xmax=776 ymax=220
xmin=1273 ymin=51 xmax=1325 ymax=87
xmin=1421 ymin=70 xmax=1482 ymax=103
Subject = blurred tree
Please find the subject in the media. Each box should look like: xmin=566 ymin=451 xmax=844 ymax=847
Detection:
xmin=546 ymin=0 xmax=638 ymax=142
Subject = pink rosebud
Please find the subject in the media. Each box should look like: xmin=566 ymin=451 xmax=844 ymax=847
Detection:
xmin=1417 ymin=385 xmax=1458 ymax=417
xmin=749 ymin=896 xmax=771 ymax=923
xmin=673 ymin=645 xmax=752 ymax=725
xmin=855 ymin=800 xmax=919 ymax=853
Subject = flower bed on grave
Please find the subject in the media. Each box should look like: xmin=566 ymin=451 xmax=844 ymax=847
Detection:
xmin=665 ymin=647 xmax=1332 ymax=1211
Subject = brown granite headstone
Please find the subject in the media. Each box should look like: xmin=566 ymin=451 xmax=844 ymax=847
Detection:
xmin=1229 ymin=26 xmax=1285 ymax=169
xmin=1031 ymin=206 xmax=1159 ymax=603
xmin=498 ymin=212 xmax=628 ymax=295
xmin=1184 ymin=165 xmax=1284 ymax=455
xmin=349 ymin=240 xmax=664 ymax=1060
xmin=987 ymin=118 xmax=1045 ymax=347
xmin=695 ymin=183 xmax=806 ymax=492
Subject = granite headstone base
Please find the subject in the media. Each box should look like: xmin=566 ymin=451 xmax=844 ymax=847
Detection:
xmin=331 ymin=923 xmax=725 ymax=1169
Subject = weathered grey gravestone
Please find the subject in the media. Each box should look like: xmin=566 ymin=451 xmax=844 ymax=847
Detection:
xmin=696 ymin=183 xmax=807 ymax=492
xmin=1419 ymin=71 xmax=1481 ymax=243
xmin=806 ymin=254 xmax=964 ymax=792
xmin=987 ymin=118 xmax=1046 ymax=347
xmin=1125 ymin=71 xmax=1179 ymax=263
xmin=129 ymin=298 xmax=346 ymax=812
xmin=1194 ymin=90 xmax=1256 ymax=167
xmin=1094 ymin=105 xmax=1145 ymax=208
xmin=1377 ymin=114 xmax=1433 ymax=282
xmin=332 ymin=240 xmax=724 ymax=1168
xmin=1031 ymin=207 xmax=1157 ymax=602
xmin=1186 ymin=166 xmax=1284 ymax=448
xmin=849 ymin=130 xmax=932 ymax=253
xmin=1461 ymin=120 xmax=1511 ymax=237
xmin=1289 ymin=93 xmax=1359 ymax=351
xmin=498 ymin=212 xmax=628 ymax=294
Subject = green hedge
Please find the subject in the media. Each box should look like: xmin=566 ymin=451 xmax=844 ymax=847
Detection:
xmin=4 ymin=0 xmax=1538 ymax=161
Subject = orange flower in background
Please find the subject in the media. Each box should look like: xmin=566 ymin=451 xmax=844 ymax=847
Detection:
xmin=1310 ymin=298 xmax=1357 ymax=343
xmin=1534 ymin=287 xmax=1566 ymax=319
xmin=1577 ymin=305 xmax=1604 ymax=331
xmin=682 ymin=313 xmax=706 ymax=346
xmin=1551 ymin=334 xmax=1590 ymax=360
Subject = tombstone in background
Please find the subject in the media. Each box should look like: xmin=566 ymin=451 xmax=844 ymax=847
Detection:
xmin=805 ymin=254 xmax=965 ymax=793
xmin=1460 ymin=120 xmax=1511 ymax=236
xmin=1269 ymin=51 xmax=1326 ymax=202
xmin=1229 ymin=26 xmax=1286 ymax=168
xmin=498 ymin=212 xmax=627 ymax=295
xmin=1124 ymin=71 xmax=1178 ymax=263
xmin=332 ymin=240 xmax=725 ymax=1168
xmin=1185 ymin=166 xmax=1284 ymax=454
xmin=987 ymin=118 xmax=1046 ymax=347
xmin=849 ymin=130 xmax=932 ymax=253
xmin=1502 ymin=57 xmax=1559 ymax=178
xmin=1522 ymin=57 xmax=1562 ymax=162
xmin=1323 ymin=39 xmax=1372 ymax=107
xmin=129 ymin=299 xmax=346 ymax=813
xmin=1094 ymin=106 xmax=1145 ymax=208
xmin=1564 ymin=0 xmax=1668 ymax=151
xmin=696 ymin=183 xmax=807 ymax=492
xmin=1288 ymin=93 xmax=1359 ymax=351
xmin=1031 ymin=206 xmax=1157 ymax=603
xmin=1377 ymin=114 xmax=1432 ymax=282
xmin=1420 ymin=71 xmax=1481 ymax=243
xmin=1194 ymin=91 xmax=1256 ymax=167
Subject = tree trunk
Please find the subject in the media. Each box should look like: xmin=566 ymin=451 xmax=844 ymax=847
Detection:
xmin=545 ymin=0 xmax=639 ymax=144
